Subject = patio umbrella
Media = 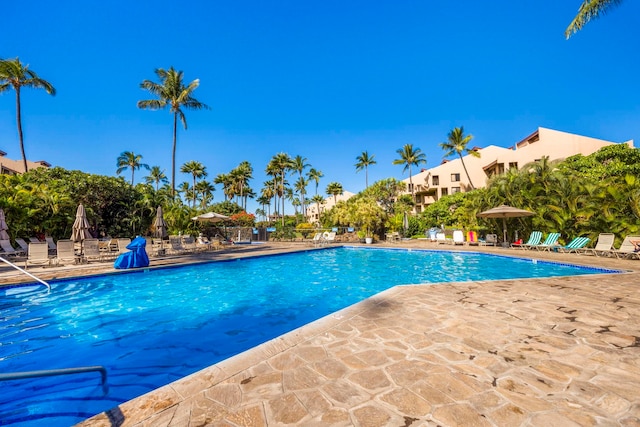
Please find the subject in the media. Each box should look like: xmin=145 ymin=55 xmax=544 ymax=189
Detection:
xmin=477 ymin=205 xmax=534 ymax=246
xmin=70 ymin=204 xmax=91 ymax=242
xmin=152 ymin=206 xmax=168 ymax=239
xmin=191 ymin=212 xmax=231 ymax=222
xmin=402 ymin=212 xmax=409 ymax=234
xmin=0 ymin=208 xmax=9 ymax=240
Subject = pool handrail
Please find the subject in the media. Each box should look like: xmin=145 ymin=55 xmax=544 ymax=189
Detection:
xmin=0 ymin=365 xmax=108 ymax=393
xmin=0 ymin=255 xmax=51 ymax=292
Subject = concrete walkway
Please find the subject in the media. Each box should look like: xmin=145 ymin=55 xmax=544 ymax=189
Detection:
xmin=3 ymin=242 xmax=640 ymax=426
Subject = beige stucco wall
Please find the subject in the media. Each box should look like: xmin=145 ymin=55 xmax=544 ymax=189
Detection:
xmin=306 ymin=191 xmax=356 ymax=224
xmin=406 ymin=127 xmax=634 ymax=213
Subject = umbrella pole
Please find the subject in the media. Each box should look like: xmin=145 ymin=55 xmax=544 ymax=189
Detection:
xmin=503 ymin=218 xmax=508 ymax=247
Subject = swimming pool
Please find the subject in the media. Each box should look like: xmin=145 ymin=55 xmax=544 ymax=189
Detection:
xmin=0 ymin=247 xmax=619 ymax=425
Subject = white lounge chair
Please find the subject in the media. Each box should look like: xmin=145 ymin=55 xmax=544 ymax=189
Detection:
xmin=579 ymin=233 xmax=615 ymax=256
xmin=15 ymin=238 xmax=30 ymax=253
xmin=83 ymin=238 xmax=104 ymax=263
xmin=1 ymin=239 xmax=25 ymax=257
xmin=25 ymin=242 xmax=50 ymax=268
xmin=452 ymin=230 xmax=465 ymax=245
xmin=607 ymin=235 xmax=640 ymax=260
xmin=55 ymin=239 xmax=79 ymax=266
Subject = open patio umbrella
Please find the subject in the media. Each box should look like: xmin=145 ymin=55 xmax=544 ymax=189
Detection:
xmin=0 ymin=208 xmax=9 ymax=240
xmin=191 ymin=212 xmax=231 ymax=222
xmin=70 ymin=204 xmax=91 ymax=242
xmin=153 ymin=206 xmax=168 ymax=239
xmin=477 ymin=205 xmax=534 ymax=246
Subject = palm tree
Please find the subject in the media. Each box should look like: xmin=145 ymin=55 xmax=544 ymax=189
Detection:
xmin=311 ymin=194 xmax=326 ymax=222
xmin=214 ymin=173 xmax=233 ymax=200
xmin=268 ymin=153 xmax=293 ymax=226
xmin=194 ymin=180 xmax=215 ymax=209
xmin=392 ymin=144 xmax=426 ymax=197
xmin=566 ymin=0 xmax=623 ymax=38
xmin=355 ymin=151 xmax=377 ymax=189
xmin=116 ymin=151 xmax=150 ymax=185
xmin=0 ymin=58 xmax=56 ymax=172
xmin=291 ymin=155 xmax=310 ymax=214
xmin=137 ymin=67 xmax=209 ymax=197
xmin=180 ymin=160 xmax=207 ymax=207
xmin=144 ymin=166 xmax=168 ymax=191
xmin=440 ymin=126 xmax=480 ymax=190
xmin=307 ymin=168 xmax=324 ymax=195
xmin=326 ymin=182 xmax=344 ymax=205
xmin=231 ymin=161 xmax=253 ymax=210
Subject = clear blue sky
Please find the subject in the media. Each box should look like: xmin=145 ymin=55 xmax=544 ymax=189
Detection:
xmin=2 ymin=1 xmax=639 ymax=214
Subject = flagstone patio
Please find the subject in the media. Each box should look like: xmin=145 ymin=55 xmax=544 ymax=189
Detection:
xmin=2 ymin=242 xmax=639 ymax=426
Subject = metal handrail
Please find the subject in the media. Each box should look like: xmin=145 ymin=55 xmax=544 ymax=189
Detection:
xmin=0 ymin=256 xmax=51 ymax=292
xmin=0 ymin=365 xmax=108 ymax=392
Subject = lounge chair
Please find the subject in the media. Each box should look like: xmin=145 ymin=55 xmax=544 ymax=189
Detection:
xmin=82 ymin=238 xmax=104 ymax=263
xmin=168 ymin=236 xmax=187 ymax=254
xmin=25 ymin=242 xmax=50 ymax=268
xmin=15 ymin=238 xmax=30 ymax=253
xmin=607 ymin=235 xmax=640 ymax=260
xmin=55 ymin=239 xmax=79 ymax=266
xmin=550 ymin=236 xmax=591 ymax=253
xmin=182 ymin=236 xmax=198 ymax=253
xmin=45 ymin=236 xmax=57 ymax=254
xmin=512 ymin=231 xmax=542 ymax=250
xmin=480 ymin=234 xmax=497 ymax=246
xmin=1 ymin=239 xmax=26 ymax=257
xmin=436 ymin=232 xmax=447 ymax=244
xmin=534 ymin=232 xmax=561 ymax=251
xmin=466 ymin=231 xmax=479 ymax=246
xmin=579 ymin=233 xmax=615 ymax=256
xmin=452 ymin=230 xmax=465 ymax=245
xmin=28 ymin=237 xmax=41 ymax=243
xmin=117 ymin=238 xmax=132 ymax=255
xmin=310 ymin=232 xmax=323 ymax=246
xmin=324 ymin=231 xmax=337 ymax=244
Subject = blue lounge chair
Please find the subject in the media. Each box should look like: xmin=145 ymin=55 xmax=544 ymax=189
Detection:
xmin=535 ymin=233 xmax=561 ymax=251
xmin=552 ymin=236 xmax=591 ymax=253
xmin=512 ymin=231 xmax=542 ymax=250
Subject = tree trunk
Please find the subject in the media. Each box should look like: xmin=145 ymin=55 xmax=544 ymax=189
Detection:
xmin=459 ymin=154 xmax=475 ymax=190
xmin=172 ymin=113 xmax=178 ymax=197
xmin=15 ymin=88 xmax=27 ymax=173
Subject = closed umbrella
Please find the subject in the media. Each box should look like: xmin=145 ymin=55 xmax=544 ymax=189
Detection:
xmin=0 ymin=208 xmax=9 ymax=240
xmin=477 ymin=205 xmax=534 ymax=246
xmin=71 ymin=204 xmax=91 ymax=242
xmin=402 ymin=212 xmax=409 ymax=235
xmin=153 ymin=206 xmax=168 ymax=239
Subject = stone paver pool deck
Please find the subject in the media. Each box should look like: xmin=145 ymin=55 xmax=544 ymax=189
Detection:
xmin=2 ymin=242 xmax=639 ymax=426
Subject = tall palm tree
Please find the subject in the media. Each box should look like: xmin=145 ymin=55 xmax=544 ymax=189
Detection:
xmin=214 ymin=173 xmax=234 ymax=200
xmin=355 ymin=151 xmax=377 ymax=189
xmin=326 ymin=181 xmax=344 ymax=205
xmin=231 ymin=161 xmax=253 ymax=210
xmin=180 ymin=160 xmax=207 ymax=207
xmin=566 ymin=0 xmax=623 ymax=38
xmin=116 ymin=151 xmax=150 ymax=185
xmin=194 ymin=180 xmax=215 ymax=209
xmin=311 ymin=194 xmax=326 ymax=223
xmin=440 ymin=126 xmax=480 ymax=190
xmin=144 ymin=166 xmax=168 ymax=191
xmin=392 ymin=144 xmax=426 ymax=197
xmin=291 ymin=155 xmax=310 ymax=213
xmin=137 ymin=67 xmax=209 ymax=197
xmin=0 ymin=58 xmax=56 ymax=172
xmin=307 ymin=168 xmax=324 ymax=195
xmin=268 ymin=153 xmax=293 ymax=226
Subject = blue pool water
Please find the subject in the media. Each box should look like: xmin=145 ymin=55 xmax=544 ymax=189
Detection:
xmin=0 ymin=247 xmax=618 ymax=425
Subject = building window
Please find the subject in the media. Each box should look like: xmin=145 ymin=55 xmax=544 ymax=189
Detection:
xmin=508 ymin=162 xmax=518 ymax=170
xmin=451 ymin=173 xmax=460 ymax=182
xmin=451 ymin=187 xmax=461 ymax=194
xmin=441 ymin=188 xmax=448 ymax=196
xmin=432 ymin=175 xmax=439 ymax=186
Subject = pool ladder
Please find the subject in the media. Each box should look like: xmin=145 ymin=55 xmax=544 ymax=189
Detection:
xmin=0 ymin=366 xmax=108 ymax=393
xmin=0 ymin=256 xmax=50 ymax=291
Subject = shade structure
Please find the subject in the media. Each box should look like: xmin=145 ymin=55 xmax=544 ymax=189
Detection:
xmin=402 ymin=212 xmax=409 ymax=233
xmin=70 ymin=204 xmax=92 ymax=242
xmin=477 ymin=205 xmax=534 ymax=245
xmin=0 ymin=208 xmax=9 ymax=241
xmin=191 ymin=212 xmax=231 ymax=223
xmin=152 ymin=206 xmax=168 ymax=239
